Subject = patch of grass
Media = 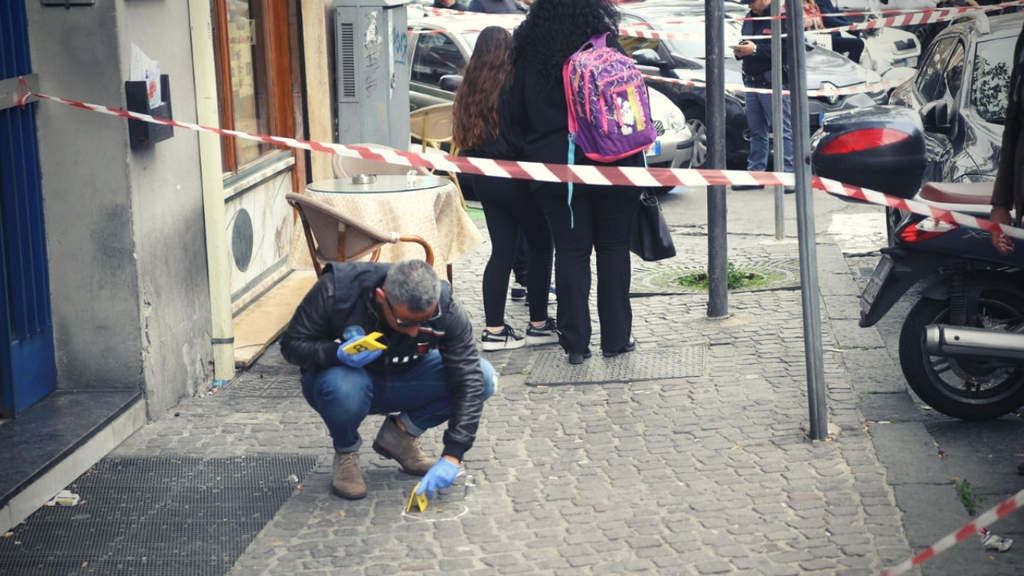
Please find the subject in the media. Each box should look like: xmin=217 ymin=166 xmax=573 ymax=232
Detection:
xmin=954 ymin=478 xmax=979 ymax=516
xmin=675 ymin=262 xmax=769 ymax=291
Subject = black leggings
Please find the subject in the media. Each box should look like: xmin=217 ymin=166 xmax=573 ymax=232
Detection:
xmin=463 ymin=173 xmax=553 ymax=327
xmin=535 ymin=181 xmax=640 ymax=355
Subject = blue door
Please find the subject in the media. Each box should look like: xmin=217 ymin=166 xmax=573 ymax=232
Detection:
xmin=1 ymin=2 xmax=57 ymax=417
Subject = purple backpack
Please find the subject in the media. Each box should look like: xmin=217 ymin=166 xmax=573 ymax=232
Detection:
xmin=562 ymin=32 xmax=657 ymax=163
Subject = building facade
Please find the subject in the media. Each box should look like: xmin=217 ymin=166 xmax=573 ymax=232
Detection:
xmin=0 ymin=0 xmax=326 ymax=532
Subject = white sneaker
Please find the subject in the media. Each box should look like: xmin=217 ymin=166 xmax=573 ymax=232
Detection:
xmin=481 ymin=324 xmax=526 ymax=351
xmin=525 ymin=318 xmax=559 ymax=346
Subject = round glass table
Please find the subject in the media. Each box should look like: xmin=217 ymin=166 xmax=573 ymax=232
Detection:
xmin=290 ymin=173 xmax=482 ymax=279
xmin=307 ymin=174 xmax=450 ymax=195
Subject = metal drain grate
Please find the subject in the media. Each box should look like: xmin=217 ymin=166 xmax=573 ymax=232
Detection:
xmin=525 ymin=346 xmax=706 ymax=385
xmin=0 ymin=455 xmax=316 ymax=576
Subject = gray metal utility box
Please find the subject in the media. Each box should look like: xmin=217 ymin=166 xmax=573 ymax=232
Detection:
xmin=334 ymin=0 xmax=411 ymax=149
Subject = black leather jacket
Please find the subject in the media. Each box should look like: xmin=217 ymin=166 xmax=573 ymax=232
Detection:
xmin=740 ymin=11 xmax=789 ymax=85
xmin=280 ymin=262 xmax=485 ymax=460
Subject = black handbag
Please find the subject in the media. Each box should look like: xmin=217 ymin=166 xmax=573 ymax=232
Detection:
xmin=629 ymin=190 xmax=676 ymax=261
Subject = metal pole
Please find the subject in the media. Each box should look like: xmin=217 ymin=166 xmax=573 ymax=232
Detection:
xmin=706 ymin=0 xmax=728 ymax=318
xmin=784 ymin=0 xmax=828 ymax=439
xmin=771 ymin=0 xmax=785 ymax=240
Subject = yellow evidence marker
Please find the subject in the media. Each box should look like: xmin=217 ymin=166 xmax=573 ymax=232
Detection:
xmin=341 ymin=331 xmax=387 ymax=355
xmin=405 ymin=482 xmax=429 ymax=513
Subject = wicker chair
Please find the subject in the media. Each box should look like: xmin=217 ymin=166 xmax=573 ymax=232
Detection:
xmin=285 ymin=192 xmax=433 ymax=276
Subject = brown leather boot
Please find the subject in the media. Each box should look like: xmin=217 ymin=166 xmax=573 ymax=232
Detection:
xmin=332 ymin=451 xmax=366 ymax=500
xmin=372 ymin=415 xmax=434 ymax=476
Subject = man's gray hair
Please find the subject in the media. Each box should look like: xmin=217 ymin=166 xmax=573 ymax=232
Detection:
xmin=383 ymin=259 xmax=441 ymax=312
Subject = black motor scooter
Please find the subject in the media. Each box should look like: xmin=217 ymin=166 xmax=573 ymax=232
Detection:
xmin=812 ymin=107 xmax=1024 ymax=420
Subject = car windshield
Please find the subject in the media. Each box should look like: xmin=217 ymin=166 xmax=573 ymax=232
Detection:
xmin=970 ymin=35 xmax=1015 ymax=125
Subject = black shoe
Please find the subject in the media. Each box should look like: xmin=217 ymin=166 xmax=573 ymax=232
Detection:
xmin=510 ymin=282 xmax=527 ymax=301
xmin=602 ymin=339 xmax=636 ymax=358
xmin=568 ymin=350 xmax=592 ymax=365
xmin=525 ymin=318 xmax=559 ymax=346
xmin=481 ymin=324 xmax=525 ymax=351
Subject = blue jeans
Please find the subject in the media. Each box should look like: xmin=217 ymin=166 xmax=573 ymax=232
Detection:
xmin=301 ymin=350 xmax=496 ymax=453
xmin=745 ymin=89 xmax=794 ymax=173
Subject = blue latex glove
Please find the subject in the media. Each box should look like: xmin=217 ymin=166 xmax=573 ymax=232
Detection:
xmin=336 ymin=336 xmax=383 ymax=368
xmin=416 ymin=458 xmax=460 ymax=498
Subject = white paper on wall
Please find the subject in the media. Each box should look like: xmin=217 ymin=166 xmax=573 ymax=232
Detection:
xmin=129 ymin=43 xmax=161 ymax=109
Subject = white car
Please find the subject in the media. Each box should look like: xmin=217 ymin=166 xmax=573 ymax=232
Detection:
xmin=406 ymin=10 xmax=695 ymax=169
xmin=623 ymin=0 xmax=920 ymax=86
xmin=844 ymin=16 xmax=921 ymax=84
xmin=809 ymin=0 xmax=922 ymax=81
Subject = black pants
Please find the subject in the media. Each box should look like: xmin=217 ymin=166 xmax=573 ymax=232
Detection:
xmin=831 ymin=33 xmax=864 ymax=64
xmin=464 ymin=173 xmax=553 ymax=327
xmin=535 ymin=181 xmax=640 ymax=355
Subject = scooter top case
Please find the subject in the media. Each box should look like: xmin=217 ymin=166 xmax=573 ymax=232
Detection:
xmin=810 ymin=106 xmax=926 ymax=200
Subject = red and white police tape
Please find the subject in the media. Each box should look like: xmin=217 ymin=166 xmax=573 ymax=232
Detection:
xmin=420 ymin=0 xmax=1024 ymax=23
xmin=641 ymin=72 xmax=900 ymax=98
xmin=881 ymin=487 xmax=1024 ymax=575
xmin=15 ymin=77 xmax=1024 ymax=245
xmin=742 ymin=0 xmax=1024 ymax=40
xmin=418 ymin=1 xmax=1024 ymax=42
xmin=15 ymin=78 xmax=1024 ymax=572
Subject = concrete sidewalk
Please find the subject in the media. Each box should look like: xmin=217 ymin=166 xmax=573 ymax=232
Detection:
xmin=7 ymin=188 xmax=1023 ymax=575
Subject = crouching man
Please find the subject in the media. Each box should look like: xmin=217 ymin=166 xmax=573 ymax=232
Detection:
xmin=281 ymin=259 xmax=495 ymax=500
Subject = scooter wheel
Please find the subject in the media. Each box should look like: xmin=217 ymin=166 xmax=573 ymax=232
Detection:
xmin=899 ymin=290 xmax=1024 ymax=420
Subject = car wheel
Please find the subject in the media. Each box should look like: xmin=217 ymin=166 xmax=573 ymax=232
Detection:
xmin=682 ymin=106 xmax=707 ymax=169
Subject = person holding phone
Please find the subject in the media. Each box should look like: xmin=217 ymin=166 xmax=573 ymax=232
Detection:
xmin=281 ymin=259 xmax=496 ymax=501
xmin=733 ymin=0 xmax=793 ymax=187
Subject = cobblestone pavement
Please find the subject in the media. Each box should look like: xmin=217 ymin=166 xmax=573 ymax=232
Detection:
xmin=111 ymin=202 xmax=924 ymax=576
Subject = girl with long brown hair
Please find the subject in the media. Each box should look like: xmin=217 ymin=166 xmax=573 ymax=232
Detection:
xmin=453 ymin=26 xmax=556 ymax=351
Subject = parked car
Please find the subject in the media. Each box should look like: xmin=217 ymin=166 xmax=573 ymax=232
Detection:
xmin=887 ymin=11 xmax=1019 ymax=185
xmin=406 ymin=11 xmax=695 ymax=171
xmin=625 ymin=0 xmax=920 ymax=79
xmin=618 ymin=0 xmax=888 ymax=168
xmin=811 ymin=12 xmax=1020 ymax=239
xmin=854 ymin=16 xmax=921 ymax=81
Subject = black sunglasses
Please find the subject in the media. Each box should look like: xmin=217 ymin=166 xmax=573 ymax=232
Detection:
xmin=385 ymin=296 xmax=441 ymax=328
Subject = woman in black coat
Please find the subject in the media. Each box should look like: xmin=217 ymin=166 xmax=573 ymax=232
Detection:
xmin=505 ymin=0 xmax=643 ymax=365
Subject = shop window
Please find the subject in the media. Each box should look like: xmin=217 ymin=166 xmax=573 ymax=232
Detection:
xmin=212 ymin=0 xmax=295 ymax=173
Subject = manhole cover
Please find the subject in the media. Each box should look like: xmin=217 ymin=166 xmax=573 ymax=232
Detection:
xmin=632 ymin=260 xmax=799 ymax=294
xmin=0 ymin=455 xmax=316 ymax=576
xmin=631 ymin=234 xmax=802 ymax=294
xmin=525 ymin=346 xmax=706 ymax=386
